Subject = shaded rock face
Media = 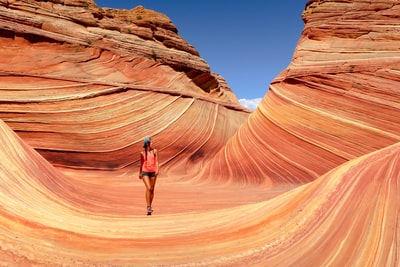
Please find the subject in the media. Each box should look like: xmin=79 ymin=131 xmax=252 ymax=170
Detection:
xmin=0 ymin=0 xmax=400 ymax=266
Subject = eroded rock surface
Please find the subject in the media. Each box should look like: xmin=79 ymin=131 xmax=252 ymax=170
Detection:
xmin=0 ymin=0 xmax=248 ymax=171
xmin=0 ymin=0 xmax=400 ymax=266
xmin=203 ymin=0 xmax=400 ymax=186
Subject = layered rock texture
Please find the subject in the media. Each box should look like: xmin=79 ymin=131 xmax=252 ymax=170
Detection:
xmin=0 ymin=0 xmax=400 ymax=266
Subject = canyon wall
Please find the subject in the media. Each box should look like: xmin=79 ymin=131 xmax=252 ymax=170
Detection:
xmin=201 ymin=0 xmax=400 ymax=186
xmin=0 ymin=0 xmax=399 ymax=266
xmin=0 ymin=0 xmax=249 ymax=173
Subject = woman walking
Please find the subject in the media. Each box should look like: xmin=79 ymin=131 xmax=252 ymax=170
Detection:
xmin=139 ymin=137 xmax=159 ymax=215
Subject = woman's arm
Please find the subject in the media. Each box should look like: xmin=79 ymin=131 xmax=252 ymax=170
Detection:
xmin=139 ymin=151 xmax=144 ymax=179
xmin=155 ymin=149 xmax=159 ymax=176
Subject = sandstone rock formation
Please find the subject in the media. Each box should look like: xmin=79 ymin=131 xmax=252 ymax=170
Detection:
xmin=202 ymin=0 xmax=400 ymax=185
xmin=1 ymin=117 xmax=399 ymax=266
xmin=0 ymin=0 xmax=248 ymax=172
xmin=0 ymin=0 xmax=399 ymax=266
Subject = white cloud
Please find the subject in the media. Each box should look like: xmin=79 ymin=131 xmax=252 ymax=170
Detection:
xmin=239 ymin=98 xmax=262 ymax=111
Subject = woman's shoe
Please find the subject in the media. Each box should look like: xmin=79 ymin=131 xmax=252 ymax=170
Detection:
xmin=147 ymin=206 xmax=153 ymax=215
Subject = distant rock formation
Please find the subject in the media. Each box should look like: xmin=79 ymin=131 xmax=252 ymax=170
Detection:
xmin=0 ymin=0 xmax=399 ymax=266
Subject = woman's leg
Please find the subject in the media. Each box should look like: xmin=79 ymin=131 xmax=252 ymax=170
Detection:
xmin=148 ymin=176 xmax=157 ymax=206
xmin=142 ymin=176 xmax=152 ymax=208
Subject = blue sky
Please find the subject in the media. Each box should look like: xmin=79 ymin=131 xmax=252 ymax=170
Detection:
xmin=95 ymin=1 xmax=307 ymax=109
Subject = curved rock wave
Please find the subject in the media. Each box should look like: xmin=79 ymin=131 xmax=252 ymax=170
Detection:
xmin=202 ymin=0 xmax=400 ymax=186
xmin=1 ymin=119 xmax=399 ymax=266
xmin=0 ymin=0 xmax=249 ymax=171
xmin=0 ymin=0 xmax=400 ymax=266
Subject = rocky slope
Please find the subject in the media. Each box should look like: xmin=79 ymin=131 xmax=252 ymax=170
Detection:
xmin=0 ymin=0 xmax=399 ymax=266
xmin=203 ymin=0 xmax=400 ymax=185
xmin=0 ymin=0 xmax=248 ymax=171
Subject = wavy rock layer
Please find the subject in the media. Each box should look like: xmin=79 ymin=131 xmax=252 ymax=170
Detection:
xmin=1 ymin=116 xmax=399 ymax=266
xmin=0 ymin=0 xmax=249 ymax=171
xmin=203 ymin=0 xmax=400 ymax=186
xmin=0 ymin=0 xmax=400 ymax=266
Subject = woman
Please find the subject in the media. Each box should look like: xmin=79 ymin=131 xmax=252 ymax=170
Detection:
xmin=139 ymin=137 xmax=159 ymax=215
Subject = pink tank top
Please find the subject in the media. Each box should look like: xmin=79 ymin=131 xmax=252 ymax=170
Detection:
xmin=142 ymin=149 xmax=156 ymax=172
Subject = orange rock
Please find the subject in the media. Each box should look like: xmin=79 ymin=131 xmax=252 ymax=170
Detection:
xmin=204 ymin=0 xmax=400 ymax=186
xmin=0 ymin=0 xmax=399 ymax=266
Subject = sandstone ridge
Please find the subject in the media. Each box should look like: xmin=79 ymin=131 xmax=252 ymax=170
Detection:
xmin=0 ymin=0 xmax=248 ymax=170
xmin=0 ymin=0 xmax=400 ymax=266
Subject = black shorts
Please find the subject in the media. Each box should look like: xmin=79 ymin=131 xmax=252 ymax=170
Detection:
xmin=141 ymin=171 xmax=156 ymax=178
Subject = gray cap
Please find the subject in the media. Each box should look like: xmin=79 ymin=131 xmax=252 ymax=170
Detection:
xmin=143 ymin=137 xmax=151 ymax=145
